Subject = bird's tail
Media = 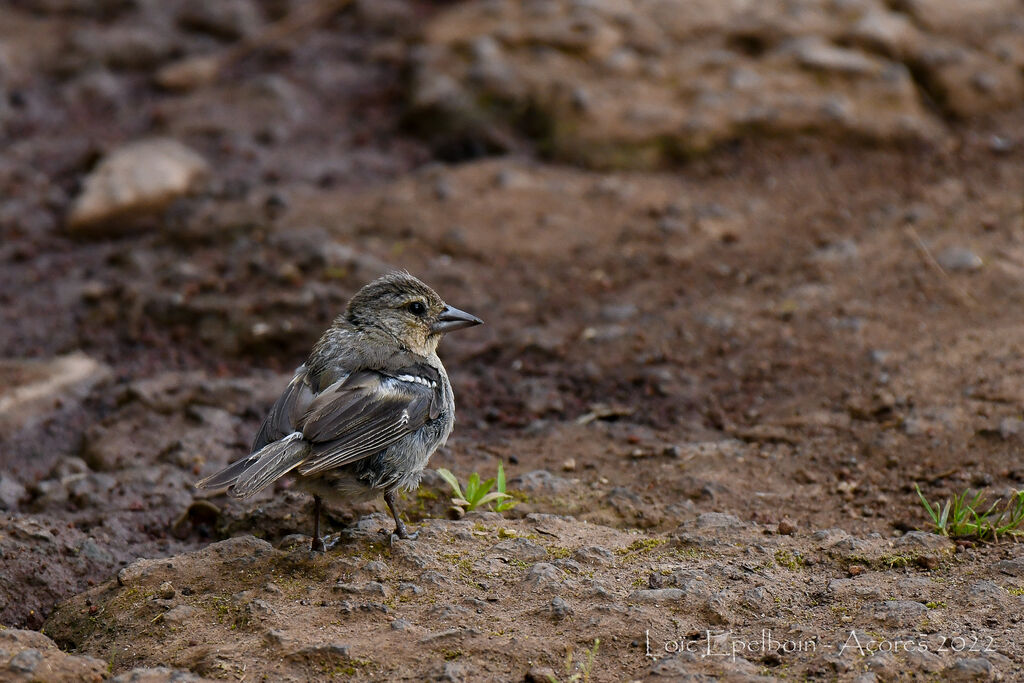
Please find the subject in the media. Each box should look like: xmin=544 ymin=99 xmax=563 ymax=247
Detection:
xmin=195 ymin=432 xmax=310 ymax=498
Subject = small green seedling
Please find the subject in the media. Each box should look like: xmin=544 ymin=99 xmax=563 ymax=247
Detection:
xmin=548 ymin=638 xmax=600 ymax=683
xmin=915 ymin=484 xmax=1024 ymax=541
xmin=437 ymin=463 xmax=517 ymax=513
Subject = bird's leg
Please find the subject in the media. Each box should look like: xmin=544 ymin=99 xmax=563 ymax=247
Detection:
xmin=311 ymin=495 xmax=325 ymax=552
xmin=384 ymin=490 xmax=415 ymax=540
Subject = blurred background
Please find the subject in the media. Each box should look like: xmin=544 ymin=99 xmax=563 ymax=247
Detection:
xmin=1 ymin=0 xmax=1023 ymax=646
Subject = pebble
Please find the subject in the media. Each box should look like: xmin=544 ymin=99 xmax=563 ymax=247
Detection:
xmin=628 ymin=588 xmax=684 ymax=603
xmin=966 ymin=580 xmax=1005 ymax=604
xmin=871 ymin=600 xmax=927 ymax=626
xmin=509 ymin=470 xmax=576 ymax=494
xmin=177 ymin=0 xmax=262 ymax=40
xmin=573 ymin=545 xmax=615 ymax=566
xmin=695 ymin=512 xmax=743 ymax=528
xmin=943 ymin=657 xmax=992 ymax=681
xmin=989 ymin=135 xmax=1014 ymax=154
xmin=111 ymin=667 xmax=204 ymax=682
xmin=548 ymin=597 xmax=572 ymax=620
xmin=398 ymin=582 xmax=424 ymax=596
xmin=333 ymin=581 xmax=389 ymax=598
xmin=526 ymin=667 xmax=557 ymax=683
xmin=994 ymin=558 xmax=1024 ymax=576
xmin=937 ymin=246 xmax=983 ymax=272
xmin=9 ymin=648 xmax=43 ymax=673
xmin=162 ymin=605 xmax=197 ymax=626
xmin=522 ymin=563 xmax=563 ymax=592
xmin=998 ymin=417 xmax=1023 ymax=439
xmin=158 ymin=581 xmax=175 ymax=600
xmin=894 ymin=530 xmax=953 ymax=552
xmin=67 ymin=139 xmax=209 ymax=235
xmin=0 ymin=473 xmax=26 ymax=510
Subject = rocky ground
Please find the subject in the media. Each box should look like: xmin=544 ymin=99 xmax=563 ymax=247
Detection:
xmin=2 ymin=0 xmax=1024 ymax=680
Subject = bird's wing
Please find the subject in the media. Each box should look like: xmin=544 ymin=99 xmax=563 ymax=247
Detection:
xmin=199 ymin=367 xmax=316 ymax=491
xmin=226 ymin=432 xmax=309 ymax=498
xmin=251 ymin=365 xmax=316 ymax=452
xmin=295 ymin=363 xmax=444 ymax=477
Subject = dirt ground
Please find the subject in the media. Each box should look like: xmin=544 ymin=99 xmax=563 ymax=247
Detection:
xmin=2 ymin=1 xmax=1024 ymax=681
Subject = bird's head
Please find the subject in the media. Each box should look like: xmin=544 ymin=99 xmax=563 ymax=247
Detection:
xmin=345 ymin=272 xmax=482 ymax=355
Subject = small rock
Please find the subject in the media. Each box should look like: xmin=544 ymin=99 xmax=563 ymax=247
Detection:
xmin=628 ymin=588 xmax=684 ymax=603
xmin=813 ymin=239 xmax=859 ymax=264
xmin=155 ymin=55 xmax=221 ymax=92
xmin=362 ymin=560 xmax=388 ymax=578
xmin=523 ymin=563 xmax=563 ymax=592
xmin=548 ymin=597 xmax=572 ymax=620
xmin=489 ymin=538 xmax=547 ymax=562
xmin=646 ymin=653 xmax=698 ymax=676
xmin=943 ymin=657 xmax=992 ymax=681
xmin=509 ymin=470 xmax=575 ymax=494
xmin=967 ymin=580 xmax=1005 ymax=604
xmin=111 ymin=667 xmax=203 ymax=682
xmin=561 ymin=458 xmax=576 ymax=472
xmin=599 ymin=303 xmax=638 ymax=322
xmin=790 ymin=36 xmax=883 ymax=76
xmin=994 ymin=558 xmax=1024 ymax=576
xmin=866 ymin=650 xmax=899 ymax=678
xmin=162 ymin=605 xmax=197 ymax=626
xmin=67 ymin=139 xmax=209 ymax=235
xmin=904 ymin=647 xmax=946 ymax=673
xmin=0 ymin=353 xmax=111 ymax=430
xmin=0 ymin=472 xmax=26 ymax=510
xmin=988 ymin=135 xmax=1014 ymax=154
xmin=157 ymin=581 xmax=175 ymax=600
xmin=434 ymin=177 xmax=455 ymax=201
xmin=526 ymin=667 xmax=557 ymax=683
xmin=695 ymin=512 xmax=743 ymax=528
xmin=9 ymin=648 xmax=43 ymax=673
xmin=391 ymin=619 xmax=411 ymax=630
xmin=287 ymin=643 xmax=350 ymax=663
xmin=871 ymin=600 xmax=927 ymax=626
xmin=573 ymin=546 xmax=615 ymax=566
xmin=998 ymin=418 xmax=1023 ymax=439
xmin=63 ymin=69 xmax=126 ymax=112
xmin=86 ymin=25 xmax=175 ymax=70
xmin=397 ymin=582 xmax=423 ymax=596
xmin=649 ymin=569 xmax=710 ymax=595
xmin=894 ymin=530 xmax=954 ymax=553
xmin=177 ymin=0 xmax=262 ymax=40
xmin=704 ymin=590 xmax=733 ymax=625
xmin=420 ymin=571 xmax=450 ymax=587
xmin=553 ymin=558 xmax=582 ymax=574
xmin=433 ymin=660 xmax=469 ymax=682
xmin=247 ymin=600 xmax=273 ymax=617
xmin=333 ymin=581 xmax=389 ymax=598
xmin=937 ymin=247 xmax=983 ymax=272
xmin=742 ymin=586 xmax=767 ymax=607
xmin=777 ymin=519 xmax=797 ymax=535
xmin=812 ymin=528 xmax=851 ymax=545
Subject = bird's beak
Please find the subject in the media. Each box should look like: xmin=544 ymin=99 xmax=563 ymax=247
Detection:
xmin=432 ymin=305 xmax=483 ymax=334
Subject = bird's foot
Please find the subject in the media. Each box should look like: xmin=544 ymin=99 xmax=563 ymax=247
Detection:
xmin=388 ymin=527 xmax=419 ymax=545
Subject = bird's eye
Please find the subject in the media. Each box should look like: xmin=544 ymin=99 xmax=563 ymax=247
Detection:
xmin=407 ymin=301 xmax=427 ymax=316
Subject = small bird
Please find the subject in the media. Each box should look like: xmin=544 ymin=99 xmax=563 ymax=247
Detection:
xmin=196 ymin=272 xmax=482 ymax=550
